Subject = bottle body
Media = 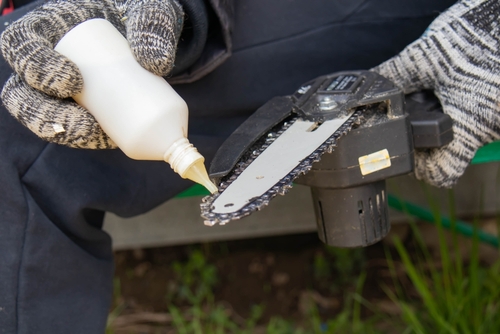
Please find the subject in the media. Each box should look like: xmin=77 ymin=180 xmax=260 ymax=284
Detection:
xmin=55 ymin=18 xmax=188 ymax=161
xmin=55 ymin=19 xmax=217 ymax=193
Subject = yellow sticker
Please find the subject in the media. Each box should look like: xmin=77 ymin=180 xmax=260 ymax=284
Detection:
xmin=358 ymin=149 xmax=391 ymax=176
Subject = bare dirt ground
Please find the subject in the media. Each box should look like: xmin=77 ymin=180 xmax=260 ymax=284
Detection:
xmin=111 ymin=220 xmax=499 ymax=333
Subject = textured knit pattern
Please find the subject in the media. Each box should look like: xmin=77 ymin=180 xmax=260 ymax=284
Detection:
xmin=2 ymin=74 xmax=116 ymax=148
xmin=373 ymin=0 xmax=500 ymax=188
xmin=1 ymin=0 xmax=183 ymax=149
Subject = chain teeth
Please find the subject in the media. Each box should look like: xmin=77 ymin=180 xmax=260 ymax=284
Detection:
xmin=201 ymin=109 xmax=363 ymax=226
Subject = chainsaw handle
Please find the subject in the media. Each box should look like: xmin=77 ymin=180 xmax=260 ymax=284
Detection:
xmin=405 ymin=90 xmax=453 ymax=149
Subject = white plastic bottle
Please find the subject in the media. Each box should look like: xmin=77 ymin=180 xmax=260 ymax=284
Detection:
xmin=54 ymin=19 xmax=217 ymax=193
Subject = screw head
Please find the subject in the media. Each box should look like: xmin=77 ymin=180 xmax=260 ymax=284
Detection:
xmin=319 ymin=96 xmax=337 ymax=111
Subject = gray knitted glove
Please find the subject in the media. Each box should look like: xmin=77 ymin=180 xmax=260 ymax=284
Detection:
xmin=373 ymin=0 xmax=500 ymax=188
xmin=1 ymin=0 xmax=184 ymax=149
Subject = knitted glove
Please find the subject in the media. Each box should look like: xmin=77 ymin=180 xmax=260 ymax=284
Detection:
xmin=373 ymin=0 xmax=500 ymax=188
xmin=1 ymin=0 xmax=184 ymax=149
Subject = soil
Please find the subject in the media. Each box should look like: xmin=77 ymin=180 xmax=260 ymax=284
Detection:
xmin=112 ymin=221 xmax=499 ymax=332
xmin=114 ymin=232 xmax=391 ymax=322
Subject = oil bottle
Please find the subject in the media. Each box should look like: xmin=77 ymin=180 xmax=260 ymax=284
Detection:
xmin=55 ymin=18 xmax=217 ymax=193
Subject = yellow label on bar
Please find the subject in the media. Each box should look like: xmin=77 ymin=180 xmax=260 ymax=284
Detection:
xmin=358 ymin=149 xmax=391 ymax=176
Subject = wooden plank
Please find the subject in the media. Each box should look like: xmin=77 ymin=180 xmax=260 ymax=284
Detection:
xmin=105 ymin=184 xmax=317 ymax=250
xmin=104 ymin=163 xmax=500 ymax=250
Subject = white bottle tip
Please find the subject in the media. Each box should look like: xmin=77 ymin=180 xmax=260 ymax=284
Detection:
xmin=164 ymin=138 xmax=218 ymax=193
xmin=184 ymin=160 xmax=218 ymax=194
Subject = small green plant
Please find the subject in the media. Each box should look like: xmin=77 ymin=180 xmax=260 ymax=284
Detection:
xmin=313 ymin=245 xmax=365 ymax=292
xmin=167 ymin=248 xmax=263 ymax=333
xmin=266 ymin=317 xmax=304 ymax=334
xmin=168 ymin=249 xmax=218 ymax=306
xmin=105 ymin=278 xmax=126 ymax=334
xmin=327 ymin=246 xmax=365 ymax=283
xmin=312 ymin=251 xmax=331 ymax=281
xmin=263 ymin=272 xmax=383 ymax=334
xmin=318 ymin=272 xmax=384 ymax=334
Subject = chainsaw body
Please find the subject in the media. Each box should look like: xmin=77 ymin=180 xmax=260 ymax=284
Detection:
xmin=205 ymin=71 xmax=453 ymax=248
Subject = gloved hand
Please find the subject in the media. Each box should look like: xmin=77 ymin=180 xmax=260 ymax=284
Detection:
xmin=373 ymin=0 xmax=500 ymax=188
xmin=1 ymin=0 xmax=184 ymax=149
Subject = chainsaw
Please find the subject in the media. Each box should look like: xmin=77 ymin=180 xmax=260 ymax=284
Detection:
xmin=200 ymin=70 xmax=453 ymax=248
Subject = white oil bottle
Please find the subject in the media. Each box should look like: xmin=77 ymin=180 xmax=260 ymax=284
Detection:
xmin=54 ymin=18 xmax=217 ymax=193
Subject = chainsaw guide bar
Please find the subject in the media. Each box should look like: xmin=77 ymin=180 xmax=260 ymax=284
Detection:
xmin=200 ymin=109 xmax=363 ymax=226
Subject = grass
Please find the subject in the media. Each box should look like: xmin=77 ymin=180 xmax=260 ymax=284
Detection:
xmin=107 ymin=185 xmax=500 ymax=333
xmin=384 ymin=187 xmax=500 ymax=334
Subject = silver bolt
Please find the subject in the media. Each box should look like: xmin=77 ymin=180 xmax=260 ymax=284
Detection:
xmin=319 ymin=96 xmax=337 ymax=111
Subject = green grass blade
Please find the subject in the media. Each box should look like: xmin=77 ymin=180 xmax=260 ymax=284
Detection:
xmin=352 ymin=271 xmax=366 ymax=330
xmin=393 ymin=237 xmax=458 ymax=334
xmin=399 ymin=301 xmax=426 ymax=334
xmin=169 ymin=306 xmax=189 ymax=334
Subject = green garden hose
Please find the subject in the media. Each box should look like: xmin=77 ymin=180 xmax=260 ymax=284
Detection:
xmin=387 ymin=194 xmax=498 ymax=248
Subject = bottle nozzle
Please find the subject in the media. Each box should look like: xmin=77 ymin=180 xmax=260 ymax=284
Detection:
xmin=183 ymin=160 xmax=218 ymax=194
xmin=164 ymin=138 xmax=218 ymax=194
